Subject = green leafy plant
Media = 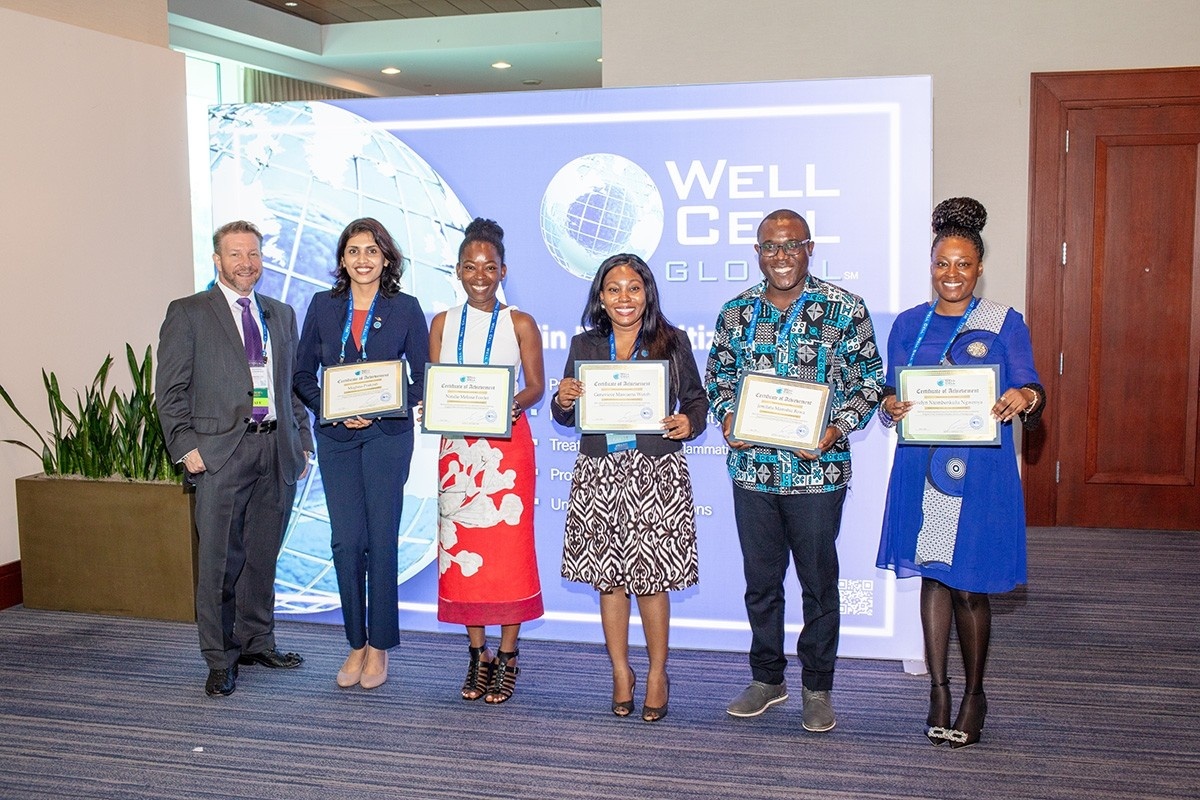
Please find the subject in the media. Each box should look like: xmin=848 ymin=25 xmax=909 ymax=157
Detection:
xmin=0 ymin=345 xmax=180 ymax=483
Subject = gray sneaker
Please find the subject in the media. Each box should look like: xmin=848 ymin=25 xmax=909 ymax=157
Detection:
xmin=727 ymin=680 xmax=789 ymax=717
xmin=801 ymin=688 xmax=836 ymax=732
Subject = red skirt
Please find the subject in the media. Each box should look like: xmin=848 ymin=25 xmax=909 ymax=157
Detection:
xmin=437 ymin=414 xmax=543 ymax=625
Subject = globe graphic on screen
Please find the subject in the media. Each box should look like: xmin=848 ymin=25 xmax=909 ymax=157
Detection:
xmin=209 ymin=100 xmax=475 ymax=615
xmin=539 ymin=153 xmax=664 ymax=280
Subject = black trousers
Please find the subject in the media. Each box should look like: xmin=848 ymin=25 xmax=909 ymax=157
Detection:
xmin=732 ymin=484 xmax=846 ymax=692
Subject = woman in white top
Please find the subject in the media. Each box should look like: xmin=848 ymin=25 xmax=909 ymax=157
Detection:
xmin=428 ymin=218 xmax=546 ymax=704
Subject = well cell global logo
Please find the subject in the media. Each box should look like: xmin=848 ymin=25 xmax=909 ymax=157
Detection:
xmin=540 ymin=153 xmax=664 ymax=280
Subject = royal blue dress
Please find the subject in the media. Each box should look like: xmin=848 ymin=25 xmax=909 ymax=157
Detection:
xmin=875 ymin=298 xmax=1040 ymax=593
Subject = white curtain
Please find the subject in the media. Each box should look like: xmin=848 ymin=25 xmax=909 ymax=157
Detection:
xmin=242 ymin=68 xmax=368 ymax=103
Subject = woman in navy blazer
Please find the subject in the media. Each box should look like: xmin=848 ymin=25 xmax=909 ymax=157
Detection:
xmin=294 ymin=218 xmax=429 ymax=689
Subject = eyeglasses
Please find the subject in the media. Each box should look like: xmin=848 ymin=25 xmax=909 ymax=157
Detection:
xmin=757 ymin=239 xmax=812 ymax=256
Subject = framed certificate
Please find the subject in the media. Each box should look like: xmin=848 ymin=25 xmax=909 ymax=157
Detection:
xmin=421 ymin=363 xmax=516 ymax=438
xmin=320 ymin=359 xmax=408 ymax=424
xmin=897 ymin=364 xmax=1000 ymax=446
xmin=575 ymin=360 xmax=669 ymax=434
xmin=730 ymin=372 xmax=832 ymax=454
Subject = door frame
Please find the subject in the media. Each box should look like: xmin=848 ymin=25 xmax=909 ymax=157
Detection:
xmin=1025 ymin=67 xmax=1200 ymax=526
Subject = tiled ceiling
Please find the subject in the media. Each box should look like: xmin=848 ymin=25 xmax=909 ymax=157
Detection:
xmin=248 ymin=0 xmax=600 ymax=24
xmin=171 ymin=0 xmax=603 ymax=95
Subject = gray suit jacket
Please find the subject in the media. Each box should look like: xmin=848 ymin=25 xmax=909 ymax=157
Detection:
xmin=156 ymin=285 xmax=313 ymax=481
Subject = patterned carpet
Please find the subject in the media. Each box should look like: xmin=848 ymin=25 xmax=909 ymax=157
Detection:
xmin=1 ymin=526 xmax=1197 ymax=799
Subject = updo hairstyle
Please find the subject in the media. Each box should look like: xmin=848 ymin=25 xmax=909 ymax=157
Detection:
xmin=931 ymin=197 xmax=987 ymax=259
xmin=459 ymin=217 xmax=505 ymax=264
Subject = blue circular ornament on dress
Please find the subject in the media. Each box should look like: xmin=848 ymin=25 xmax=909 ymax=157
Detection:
xmin=927 ymin=447 xmax=968 ymax=496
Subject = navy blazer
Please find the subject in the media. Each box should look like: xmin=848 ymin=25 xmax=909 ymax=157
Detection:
xmin=294 ymin=289 xmax=429 ymax=442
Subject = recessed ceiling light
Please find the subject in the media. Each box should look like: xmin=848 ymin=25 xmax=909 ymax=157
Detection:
xmin=381 ymin=67 xmax=401 ymax=75
xmin=492 ymin=61 xmax=512 ymax=70
xmin=285 ymin=2 xmax=297 ymax=6
xmin=596 ymin=57 xmax=603 ymax=63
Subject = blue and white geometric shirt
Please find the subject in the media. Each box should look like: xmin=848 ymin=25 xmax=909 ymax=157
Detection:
xmin=704 ymin=275 xmax=884 ymax=495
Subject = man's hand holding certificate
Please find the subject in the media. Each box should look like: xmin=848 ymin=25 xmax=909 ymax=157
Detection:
xmin=728 ymin=372 xmax=832 ymax=455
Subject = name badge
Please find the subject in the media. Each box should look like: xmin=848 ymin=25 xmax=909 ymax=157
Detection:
xmin=250 ymin=365 xmax=270 ymax=410
xmin=605 ymin=433 xmax=637 ymax=453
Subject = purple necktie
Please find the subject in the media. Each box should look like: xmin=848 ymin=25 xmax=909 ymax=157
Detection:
xmin=237 ymin=297 xmax=267 ymax=422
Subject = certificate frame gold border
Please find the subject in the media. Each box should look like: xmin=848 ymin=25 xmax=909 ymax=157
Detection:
xmin=320 ymin=359 xmax=408 ymax=425
xmin=896 ymin=364 xmax=1000 ymax=446
xmin=420 ymin=362 xmax=516 ymax=438
xmin=730 ymin=372 xmax=832 ymax=454
xmin=575 ymin=359 xmax=669 ymax=434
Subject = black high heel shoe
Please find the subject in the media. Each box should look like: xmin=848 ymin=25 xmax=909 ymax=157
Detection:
xmin=612 ymin=671 xmax=636 ymax=717
xmin=485 ymin=648 xmax=519 ymax=704
xmin=641 ymin=675 xmax=669 ymax=723
xmin=925 ymin=679 xmax=952 ymax=745
xmin=947 ymin=690 xmax=987 ymax=749
xmin=461 ymin=644 xmax=493 ymax=701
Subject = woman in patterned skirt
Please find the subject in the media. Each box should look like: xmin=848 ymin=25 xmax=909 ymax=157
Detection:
xmin=553 ymin=253 xmax=706 ymax=722
xmin=876 ymin=197 xmax=1044 ymax=747
xmin=429 ymin=218 xmax=545 ymax=704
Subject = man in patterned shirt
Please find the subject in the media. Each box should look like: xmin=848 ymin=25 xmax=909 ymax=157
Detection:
xmin=705 ymin=209 xmax=883 ymax=731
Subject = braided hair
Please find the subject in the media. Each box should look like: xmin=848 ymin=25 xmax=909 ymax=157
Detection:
xmin=931 ymin=197 xmax=987 ymax=259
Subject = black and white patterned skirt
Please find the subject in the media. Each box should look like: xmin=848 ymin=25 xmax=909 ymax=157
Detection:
xmin=561 ymin=449 xmax=699 ymax=595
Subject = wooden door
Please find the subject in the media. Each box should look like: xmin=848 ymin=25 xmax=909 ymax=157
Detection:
xmin=1026 ymin=69 xmax=1200 ymax=530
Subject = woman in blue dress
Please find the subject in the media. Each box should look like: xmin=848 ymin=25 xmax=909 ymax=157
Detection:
xmin=876 ymin=197 xmax=1045 ymax=748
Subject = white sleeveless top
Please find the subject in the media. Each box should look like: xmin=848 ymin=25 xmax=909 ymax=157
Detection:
xmin=440 ymin=304 xmax=523 ymax=371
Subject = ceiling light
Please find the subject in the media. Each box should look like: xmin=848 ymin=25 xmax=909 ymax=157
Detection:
xmin=522 ymin=79 xmax=542 ymax=86
xmin=596 ymin=57 xmax=603 ymax=63
xmin=285 ymin=2 xmax=297 ymax=6
xmin=491 ymin=61 xmax=512 ymax=70
xmin=381 ymin=67 xmax=401 ymax=75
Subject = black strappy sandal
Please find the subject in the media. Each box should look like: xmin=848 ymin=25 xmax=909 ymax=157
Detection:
xmin=461 ymin=644 xmax=493 ymax=701
xmin=484 ymin=648 xmax=519 ymax=704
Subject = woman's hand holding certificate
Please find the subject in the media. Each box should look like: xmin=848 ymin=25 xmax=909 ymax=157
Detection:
xmin=574 ymin=360 xmax=669 ymax=434
xmin=421 ymin=363 xmax=515 ymax=437
xmin=321 ymin=359 xmax=408 ymax=424
xmin=895 ymin=365 xmax=1000 ymax=445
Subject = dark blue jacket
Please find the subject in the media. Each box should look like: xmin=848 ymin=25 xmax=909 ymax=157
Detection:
xmin=294 ymin=289 xmax=429 ymax=441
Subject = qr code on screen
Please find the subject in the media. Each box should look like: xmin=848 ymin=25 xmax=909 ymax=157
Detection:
xmin=839 ymin=579 xmax=874 ymax=616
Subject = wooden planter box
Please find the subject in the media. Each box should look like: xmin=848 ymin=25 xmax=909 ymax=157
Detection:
xmin=15 ymin=474 xmax=197 ymax=622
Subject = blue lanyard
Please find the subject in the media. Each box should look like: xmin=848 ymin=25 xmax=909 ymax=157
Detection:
xmin=906 ymin=296 xmax=979 ymax=366
xmin=458 ymin=303 xmax=501 ymax=365
xmin=743 ymin=289 xmax=813 ymax=376
xmin=338 ymin=292 xmax=378 ymax=364
xmin=609 ymin=331 xmax=643 ymax=361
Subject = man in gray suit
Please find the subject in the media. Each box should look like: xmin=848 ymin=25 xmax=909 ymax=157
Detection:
xmin=157 ymin=220 xmax=314 ymax=696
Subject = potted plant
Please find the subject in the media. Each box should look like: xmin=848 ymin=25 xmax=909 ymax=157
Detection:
xmin=1 ymin=345 xmax=197 ymax=621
